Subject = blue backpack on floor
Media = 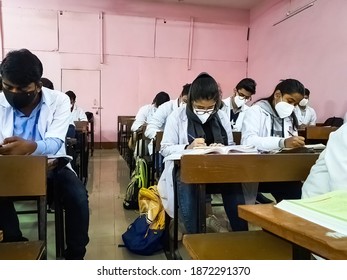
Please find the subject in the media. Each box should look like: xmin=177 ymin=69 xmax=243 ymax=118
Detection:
xmin=121 ymin=186 xmax=165 ymax=255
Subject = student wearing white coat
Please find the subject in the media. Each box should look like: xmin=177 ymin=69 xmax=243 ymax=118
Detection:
xmin=241 ymin=79 xmax=306 ymax=202
xmin=221 ymin=78 xmax=257 ymax=131
xmin=0 ymin=49 xmax=89 ymax=259
xmin=131 ymin=91 xmax=170 ymax=132
xmin=145 ymin=83 xmax=190 ymax=140
xmin=131 ymin=91 xmax=170 ymax=156
xmin=159 ymin=72 xmax=247 ymax=233
xmin=293 ymin=88 xmax=317 ymax=128
xmin=302 ymin=123 xmax=347 ymax=198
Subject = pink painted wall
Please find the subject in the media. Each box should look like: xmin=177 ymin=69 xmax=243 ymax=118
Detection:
xmin=0 ymin=0 xmax=250 ymax=144
xmin=249 ymin=0 xmax=347 ymax=122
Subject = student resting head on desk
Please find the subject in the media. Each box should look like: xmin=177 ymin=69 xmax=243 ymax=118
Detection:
xmin=241 ymin=78 xmax=306 ymax=203
xmin=159 ymin=72 xmax=248 ymax=234
xmin=0 ymin=49 xmax=89 ymax=260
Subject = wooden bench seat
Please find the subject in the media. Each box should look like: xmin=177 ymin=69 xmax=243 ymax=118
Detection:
xmin=182 ymin=230 xmax=292 ymax=260
xmin=0 ymin=241 xmax=45 ymax=260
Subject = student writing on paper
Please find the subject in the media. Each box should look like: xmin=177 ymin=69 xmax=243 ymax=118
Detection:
xmin=158 ymin=72 xmax=247 ymax=234
xmin=241 ymin=79 xmax=306 ymax=202
xmin=0 ymin=49 xmax=89 ymax=259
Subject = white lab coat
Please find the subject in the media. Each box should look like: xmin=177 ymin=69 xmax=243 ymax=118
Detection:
xmin=294 ymin=105 xmax=317 ymax=126
xmin=241 ymin=103 xmax=297 ymax=151
xmin=222 ymin=96 xmax=249 ymax=132
xmin=158 ymin=106 xmax=233 ymax=217
xmin=131 ymin=104 xmax=157 ymax=132
xmin=144 ymin=99 xmax=179 ymax=139
xmin=302 ymin=124 xmax=347 ymax=198
xmin=0 ymin=87 xmax=71 ymax=158
xmin=71 ymin=104 xmax=88 ymax=124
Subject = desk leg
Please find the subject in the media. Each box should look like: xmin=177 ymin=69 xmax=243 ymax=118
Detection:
xmin=53 ymin=173 xmax=65 ymax=259
xmin=197 ymin=184 xmax=206 ymax=233
xmin=292 ymin=244 xmax=311 ymax=260
xmin=169 ymin=163 xmax=182 ymax=260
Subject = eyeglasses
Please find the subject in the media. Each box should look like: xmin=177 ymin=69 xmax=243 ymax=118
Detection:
xmin=237 ymin=91 xmax=252 ymax=101
xmin=193 ymin=108 xmax=215 ymax=115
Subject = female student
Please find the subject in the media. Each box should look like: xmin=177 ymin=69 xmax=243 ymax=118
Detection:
xmin=241 ymin=78 xmax=306 ymax=202
xmin=159 ymin=72 xmax=247 ymax=234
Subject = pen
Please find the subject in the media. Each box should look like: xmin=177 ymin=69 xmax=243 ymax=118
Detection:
xmin=188 ymin=133 xmax=196 ymax=140
xmin=288 ymin=130 xmax=294 ymax=136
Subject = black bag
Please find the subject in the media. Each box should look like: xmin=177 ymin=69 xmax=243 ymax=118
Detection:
xmin=323 ymin=117 xmax=343 ymax=127
xmin=123 ymin=157 xmax=148 ymax=210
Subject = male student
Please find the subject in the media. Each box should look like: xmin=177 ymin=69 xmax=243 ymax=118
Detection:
xmin=294 ymin=88 xmax=317 ymax=128
xmin=0 ymin=49 xmax=89 ymax=260
xmin=222 ymin=78 xmax=257 ymax=131
xmin=65 ymin=90 xmax=88 ymax=122
xmin=65 ymin=90 xmax=88 ymax=138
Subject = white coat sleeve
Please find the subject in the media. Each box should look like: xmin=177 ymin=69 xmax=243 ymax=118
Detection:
xmin=241 ymin=105 xmax=282 ymax=151
xmin=131 ymin=105 xmax=149 ymax=132
xmin=309 ymin=107 xmax=317 ymax=125
xmin=302 ymin=124 xmax=347 ymax=198
xmin=160 ymin=112 xmax=187 ymax=157
xmin=145 ymin=103 xmax=170 ymax=139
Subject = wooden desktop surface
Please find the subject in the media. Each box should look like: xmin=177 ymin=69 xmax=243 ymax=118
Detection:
xmin=181 ymin=153 xmax=320 ymax=184
xmin=0 ymin=241 xmax=44 ymax=260
xmin=238 ymin=204 xmax=347 ymax=260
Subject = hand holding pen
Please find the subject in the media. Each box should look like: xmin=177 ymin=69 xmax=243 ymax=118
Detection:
xmin=285 ymin=130 xmax=305 ymax=148
xmin=187 ymin=134 xmax=206 ymax=149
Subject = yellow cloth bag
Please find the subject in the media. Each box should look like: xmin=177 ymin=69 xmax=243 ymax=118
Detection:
xmin=138 ymin=185 xmax=165 ymax=230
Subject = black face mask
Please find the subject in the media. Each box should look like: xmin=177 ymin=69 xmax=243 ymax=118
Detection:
xmin=3 ymin=88 xmax=37 ymax=110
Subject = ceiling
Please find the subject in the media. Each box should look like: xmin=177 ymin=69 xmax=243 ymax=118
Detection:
xmin=141 ymin=0 xmax=268 ymax=10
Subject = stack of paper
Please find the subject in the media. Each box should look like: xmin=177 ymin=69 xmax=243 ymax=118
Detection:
xmin=275 ymin=190 xmax=347 ymax=235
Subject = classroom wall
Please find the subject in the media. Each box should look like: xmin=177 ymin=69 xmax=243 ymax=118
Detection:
xmin=0 ymin=0 xmax=250 ymax=145
xmin=248 ymin=0 xmax=347 ymax=122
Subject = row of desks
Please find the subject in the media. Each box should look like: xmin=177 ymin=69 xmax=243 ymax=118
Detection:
xmin=169 ymin=152 xmax=347 ymax=260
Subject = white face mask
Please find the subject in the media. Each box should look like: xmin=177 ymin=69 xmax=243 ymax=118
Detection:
xmin=299 ymin=98 xmax=309 ymax=107
xmin=234 ymin=95 xmax=247 ymax=108
xmin=193 ymin=109 xmax=212 ymax=124
xmin=275 ymin=100 xmax=294 ymax=119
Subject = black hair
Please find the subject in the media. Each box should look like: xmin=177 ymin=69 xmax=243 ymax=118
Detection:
xmin=0 ymin=76 xmax=2 ymax=91
xmin=41 ymin=77 xmax=54 ymax=90
xmin=180 ymin=83 xmax=191 ymax=97
xmin=305 ymin=88 xmax=310 ymax=97
xmin=65 ymin=90 xmax=76 ymax=102
xmin=187 ymin=72 xmax=221 ymax=111
xmin=258 ymin=78 xmax=305 ymax=130
xmin=0 ymin=49 xmax=43 ymax=87
xmin=152 ymin=91 xmax=170 ymax=107
xmin=235 ymin=78 xmax=257 ymax=95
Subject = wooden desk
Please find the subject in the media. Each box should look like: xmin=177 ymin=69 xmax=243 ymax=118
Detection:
xmin=168 ymin=153 xmax=320 ymax=259
xmin=304 ymin=126 xmax=338 ymax=144
xmin=0 ymin=241 xmax=45 ymax=260
xmin=238 ymin=204 xmax=347 ymax=260
xmin=182 ymin=230 xmax=292 ymax=260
